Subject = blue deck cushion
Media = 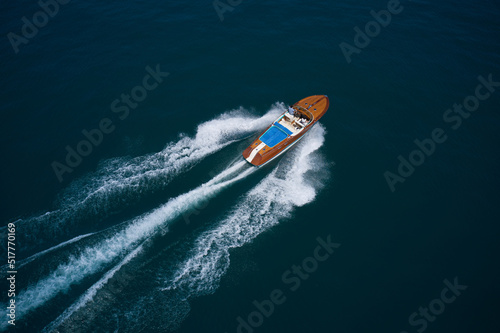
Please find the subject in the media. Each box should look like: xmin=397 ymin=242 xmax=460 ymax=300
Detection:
xmin=259 ymin=125 xmax=289 ymax=148
xmin=273 ymin=122 xmax=293 ymax=135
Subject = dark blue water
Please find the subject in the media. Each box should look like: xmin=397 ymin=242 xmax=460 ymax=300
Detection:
xmin=1 ymin=0 xmax=499 ymax=332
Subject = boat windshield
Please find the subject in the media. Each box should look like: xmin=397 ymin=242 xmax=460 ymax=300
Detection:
xmin=293 ymin=106 xmax=313 ymax=121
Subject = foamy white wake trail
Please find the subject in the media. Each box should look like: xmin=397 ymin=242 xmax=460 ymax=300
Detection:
xmin=14 ymin=105 xmax=282 ymax=254
xmin=41 ymin=244 xmax=145 ymax=333
xmin=206 ymin=160 xmax=247 ymax=185
xmin=58 ymin=106 xmax=279 ymax=209
xmin=16 ymin=233 xmax=94 ymax=269
xmin=4 ymin=161 xmax=255 ymax=329
xmin=157 ymin=125 xmax=329 ymax=330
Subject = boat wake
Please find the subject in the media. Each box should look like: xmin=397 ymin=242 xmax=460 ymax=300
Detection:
xmin=1 ymin=105 xmax=331 ymax=333
xmin=3 ymin=159 xmax=256 ymax=332
xmin=7 ymin=105 xmax=282 ymax=258
xmin=40 ymin=124 xmax=329 ymax=333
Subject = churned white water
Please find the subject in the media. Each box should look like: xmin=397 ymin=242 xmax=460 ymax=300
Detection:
xmin=2 ymin=107 xmax=330 ymax=333
xmin=12 ymin=105 xmax=283 ymax=257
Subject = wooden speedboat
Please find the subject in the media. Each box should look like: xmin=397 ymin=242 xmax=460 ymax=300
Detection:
xmin=242 ymin=95 xmax=329 ymax=166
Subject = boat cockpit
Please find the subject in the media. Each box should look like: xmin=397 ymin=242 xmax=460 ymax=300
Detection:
xmin=275 ymin=106 xmax=313 ymax=134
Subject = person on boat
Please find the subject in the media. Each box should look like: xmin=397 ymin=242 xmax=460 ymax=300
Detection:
xmin=288 ymin=106 xmax=295 ymax=115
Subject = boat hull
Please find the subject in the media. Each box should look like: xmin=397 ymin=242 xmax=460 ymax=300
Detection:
xmin=242 ymin=95 xmax=329 ymax=167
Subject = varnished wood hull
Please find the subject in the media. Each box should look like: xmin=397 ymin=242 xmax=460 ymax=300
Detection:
xmin=242 ymin=95 xmax=329 ymax=167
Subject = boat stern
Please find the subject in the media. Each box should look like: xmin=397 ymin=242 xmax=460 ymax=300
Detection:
xmin=242 ymin=142 xmax=265 ymax=166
